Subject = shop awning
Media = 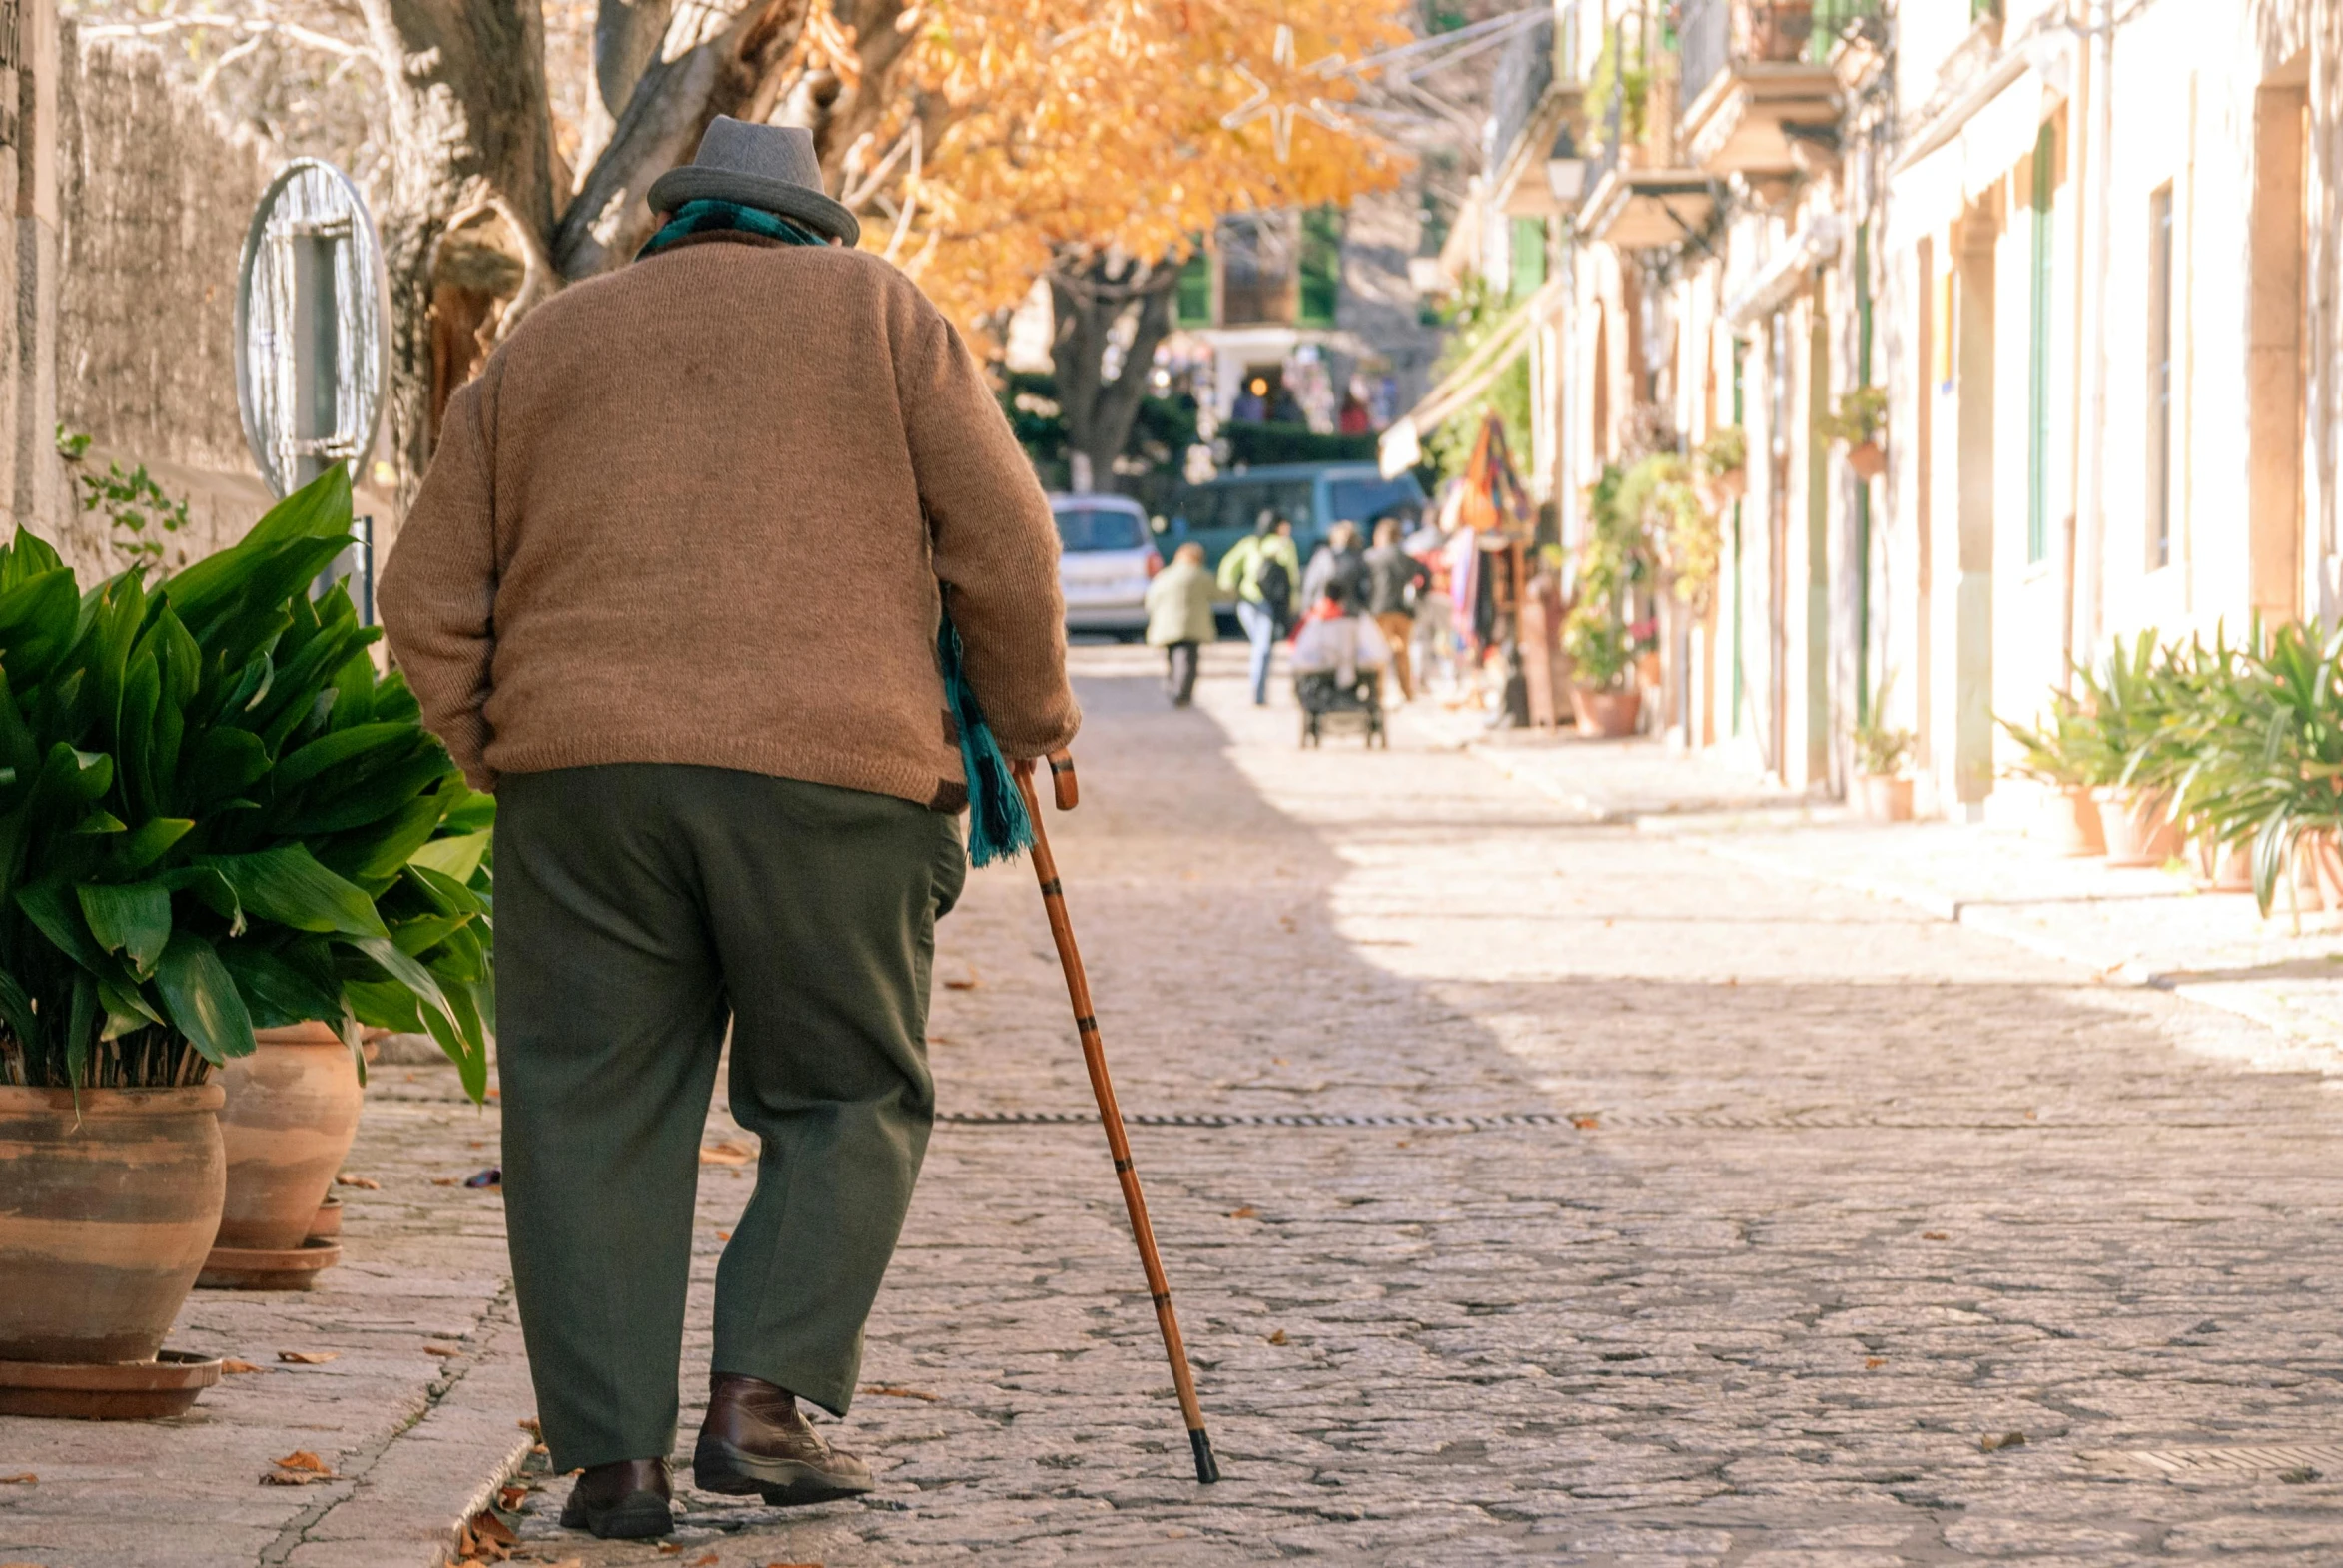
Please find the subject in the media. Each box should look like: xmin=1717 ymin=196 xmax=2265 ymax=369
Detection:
xmin=1377 ymin=275 xmax=1566 ymax=478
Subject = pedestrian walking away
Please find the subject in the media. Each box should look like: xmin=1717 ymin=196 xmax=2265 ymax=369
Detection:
xmin=1300 ymin=519 xmax=1368 ymax=612
xmin=1144 ymin=541 xmax=1216 ymax=706
xmin=1217 ymin=510 xmax=1301 ymax=705
xmin=378 ymin=116 xmax=1078 ymax=1542
xmin=1362 ymin=515 xmax=1431 ymax=702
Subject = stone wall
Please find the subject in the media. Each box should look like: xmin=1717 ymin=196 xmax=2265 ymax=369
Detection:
xmin=40 ymin=30 xmax=276 ymax=579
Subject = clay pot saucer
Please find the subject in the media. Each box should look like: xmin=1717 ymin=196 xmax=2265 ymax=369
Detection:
xmin=0 ymin=1349 xmax=222 ymax=1419
xmin=197 ymin=1237 xmax=343 ymax=1291
xmin=309 ymin=1194 xmax=344 ymax=1240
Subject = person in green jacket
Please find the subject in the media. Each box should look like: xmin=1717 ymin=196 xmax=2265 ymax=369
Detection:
xmin=1215 ymin=511 xmax=1301 ymax=705
xmin=1145 ymin=541 xmax=1218 ymax=705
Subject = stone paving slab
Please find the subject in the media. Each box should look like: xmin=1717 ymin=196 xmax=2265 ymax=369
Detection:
xmin=0 ymin=1072 xmax=528 ymax=1568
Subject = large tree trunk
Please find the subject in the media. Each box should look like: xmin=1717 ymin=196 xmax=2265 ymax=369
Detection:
xmin=1049 ymin=255 xmax=1178 ymax=493
xmin=359 ymin=0 xmax=557 ymax=494
xmin=553 ymin=0 xmax=919 ymax=281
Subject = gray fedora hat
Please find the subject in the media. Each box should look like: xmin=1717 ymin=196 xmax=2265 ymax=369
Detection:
xmin=647 ymin=117 xmax=861 ymax=246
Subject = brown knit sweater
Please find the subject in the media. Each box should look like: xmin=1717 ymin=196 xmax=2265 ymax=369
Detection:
xmin=378 ymin=236 xmax=1079 ymax=808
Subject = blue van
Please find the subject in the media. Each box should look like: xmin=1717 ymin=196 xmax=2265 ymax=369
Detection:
xmin=1154 ymin=462 xmax=1429 ymax=588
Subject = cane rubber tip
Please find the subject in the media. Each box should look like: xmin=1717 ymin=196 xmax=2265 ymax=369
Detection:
xmin=1189 ymin=1427 xmax=1221 ymax=1484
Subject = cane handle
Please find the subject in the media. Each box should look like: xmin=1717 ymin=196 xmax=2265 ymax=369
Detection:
xmin=1047 ymin=749 xmax=1079 ymax=811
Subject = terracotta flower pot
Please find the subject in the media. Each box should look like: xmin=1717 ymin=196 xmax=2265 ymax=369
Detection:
xmin=2197 ymin=834 xmax=2253 ymax=893
xmin=0 ymin=1083 xmax=226 ymax=1364
xmin=1859 ymin=773 xmax=1914 ymax=822
xmin=1846 ymin=440 xmax=1887 ymax=480
xmin=1571 ymin=685 xmax=1643 ymax=739
xmin=2095 ymin=788 xmax=2182 ymax=868
xmin=2039 ymin=786 xmax=2105 ymax=857
xmin=214 ymin=1023 xmax=364 ymax=1253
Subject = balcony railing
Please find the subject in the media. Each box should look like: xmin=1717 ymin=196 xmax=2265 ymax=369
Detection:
xmin=1677 ymin=0 xmax=1885 ymax=111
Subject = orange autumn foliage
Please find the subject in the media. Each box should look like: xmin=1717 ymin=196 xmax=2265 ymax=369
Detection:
xmin=874 ymin=0 xmax=1414 ymax=330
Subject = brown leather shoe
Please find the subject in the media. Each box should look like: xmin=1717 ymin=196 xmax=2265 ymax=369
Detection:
xmin=558 ymin=1457 xmax=672 ymax=1539
xmin=691 ymin=1373 xmax=873 ymax=1507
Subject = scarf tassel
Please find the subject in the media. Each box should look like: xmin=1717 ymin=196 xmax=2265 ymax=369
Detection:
xmin=938 ymin=608 xmax=1034 ymax=867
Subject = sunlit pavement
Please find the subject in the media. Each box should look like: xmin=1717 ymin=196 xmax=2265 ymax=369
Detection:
xmin=504 ymin=641 xmax=2343 ymax=1561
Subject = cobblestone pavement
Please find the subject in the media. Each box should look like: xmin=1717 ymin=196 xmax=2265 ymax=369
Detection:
xmin=499 ymin=643 xmax=2343 ymax=1566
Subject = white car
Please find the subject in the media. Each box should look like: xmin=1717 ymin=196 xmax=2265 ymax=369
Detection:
xmin=1051 ymin=493 xmax=1161 ymax=639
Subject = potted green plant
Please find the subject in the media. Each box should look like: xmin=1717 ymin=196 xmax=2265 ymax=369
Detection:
xmin=1819 ymin=387 xmax=1888 ymax=480
xmin=1564 ymin=463 xmax=1647 ymax=739
xmin=2075 ymin=633 xmax=2183 ymax=867
xmin=0 ymin=470 xmax=494 ymax=1415
xmin=2184 ymin=620 xmax=2343 ymax=918
xmin=1999 ymin=706 xmax=2107 ymax=856
xmin=1851 ymin=679 xmax=1916 ymax=821
xmin=1693 ymin=425 xmax=1747 ymax=512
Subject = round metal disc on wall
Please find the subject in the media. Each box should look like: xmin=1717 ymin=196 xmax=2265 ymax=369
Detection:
xmin=234 ymin=159 xmax=390 ymax=501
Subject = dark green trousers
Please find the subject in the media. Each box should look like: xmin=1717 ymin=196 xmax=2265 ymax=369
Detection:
xmin=494 ymin=765 xmax=965 ymax=1470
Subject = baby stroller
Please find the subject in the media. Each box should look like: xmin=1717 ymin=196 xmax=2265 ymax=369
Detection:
xmin=1296 ymin=670 xmax=1386 ymax=748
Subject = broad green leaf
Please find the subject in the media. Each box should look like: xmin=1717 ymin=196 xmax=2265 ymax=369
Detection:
xmin=111 ymin=816 xmax=193 ymax=874
xmin=390 ymin=911 xmax=470 ymax=957
xmin=67 ymin=973 xmax=95 ymax=1089
xmin=317 ymin=792 xmax=444 ymax=885
xmin=70 ymin=810 xmax=127 ymax=835
xmin=0 ymin=964 xmax=41 ymax=1052
xmin=153 ymin=930 xmax=256 ymax=1065
xmin=407 ymin=830 xmax=491 ymax=885
xmin=180 ymin=725 xmax=270 ymax=808
xmin=95 ymin=975 xmax=165 ymax=1039
xmin=200 ymin=844 xmax=386 ymax=938
xmin=162 ymin=863 xmax=243 ymax=931
xmin=274 ymin=722 xmax=416 ymax=791
xmin=218 ymin=941 xmax=345 ymax=1031
xmin=78 ymin=879 xmax=172 ymax=975
xmin=17 ymin=879 xmax=109 ymax=971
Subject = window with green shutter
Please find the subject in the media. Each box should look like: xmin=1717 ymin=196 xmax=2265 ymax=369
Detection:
xmin=1509 ymin=216 xmax=1547 ymax=303
xmin=1174 ymin=244 xmax=1213 ymax=327
xmin=1298 ymin=206 xmax=1343 ymax=328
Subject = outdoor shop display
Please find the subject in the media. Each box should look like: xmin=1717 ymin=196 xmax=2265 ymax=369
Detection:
xmin=1013 ymin=751 xmax=1221 ymax=1485
xmin=0 ymin=468 xmax=494 ymax=1417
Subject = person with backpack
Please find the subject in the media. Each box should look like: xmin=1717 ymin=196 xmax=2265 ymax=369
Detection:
xmin=1216 ymin=510 xmax=1301 ymax=705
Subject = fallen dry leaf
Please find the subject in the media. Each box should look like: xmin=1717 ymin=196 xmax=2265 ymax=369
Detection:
xmin=274 ymin=1450 xmax=333 ymax=1473
xmin=424 ymin=1344 xmax=461 ymax=1357
xmin=335 ymin=1173 xmax=381 ymax=1189
xmin=699 ymin=1138 xmax=757 ymax=1166
xmin=221 ymin=1359 xmax=265 ymax=1374
xmin=1865 ymin=1357 xmax=1887 ymax=1370
xmin=716 ymin=1230 xmax=732 ymax=1241
xmin=530 ymin=1443 xmax=549 ymax=1456
xmin=1921 ymin=1231 xmax=1949 ymax=1241
xmin=496 ymin=1484 xmax=531 ymax=1509
xmin=688 ymin=1554 xmax=719 ymax=1567
xmin=1266 ymin=1330 xmax=1288 ymax=1345
xmin=1980 ymin=1430 xmax=2026 ymax=1452
xmin=942 ymin=970 xmax=981 ymax=990
xmin=657 ymin=1547 xmax=685 ymax=1559
xmin=278 ymin=1350 xmax=339 ymax=1365
xmin=1571 ymin=1115 xmax=1600 ymax=1130
xmin=860 ymin=1384 xmax=940 ymax=1402
xmin=927 ymin=1035 xmax=956 ymax=1046
xmin=456 ymin=1508 xmax=518 ymax=1561
xmin=261 ymin=1471 xmax=326 ymax=1486
xmin=0 ymin=1473 xmax=33 ymax=1484
xmin=1226 ymin=1205 xmax=1258 ymax=1219
xmin=517 ymin=1417 xmax=542 ymax=1435
xmin=432 ymin=1177 xmax=462 ymax=1186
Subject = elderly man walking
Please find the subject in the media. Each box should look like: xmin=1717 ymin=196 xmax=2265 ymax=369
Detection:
xmin=380 ymin=118 xmax=1078 ymax=1540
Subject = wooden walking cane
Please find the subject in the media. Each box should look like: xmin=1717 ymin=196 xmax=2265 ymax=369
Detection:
xmin=1012 ymin=749 xmax=1221 ymax=1484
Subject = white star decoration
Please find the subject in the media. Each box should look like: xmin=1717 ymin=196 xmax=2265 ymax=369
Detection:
xmin=1220 ymin=23 xmax=1355 ymax=162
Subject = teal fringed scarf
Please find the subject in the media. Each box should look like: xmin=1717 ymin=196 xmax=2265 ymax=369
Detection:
xmin=637 ymin=198 xmax=830 ymax=257
xmin=938 ymin=610 xmax=1035 ymax=866
xmin=639 ymin=197 xmax=1034 ymax=865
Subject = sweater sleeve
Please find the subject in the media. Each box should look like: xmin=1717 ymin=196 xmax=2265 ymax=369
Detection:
xmin=379 ymin=376 xmax=501 ymax=793
xmin=894 ymin=288 xmax=1080 ymax=760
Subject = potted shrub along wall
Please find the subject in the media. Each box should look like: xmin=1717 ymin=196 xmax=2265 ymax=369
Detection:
xmin=2000 ymin=707 xmax=2106 ymax=856
xmin=0 ymin=470 xmax=495 ymax=1417
xmin=1820 ymin=387 xmax=1888 ymax=482
xmin=1852 ymin=682 xmax=1915 ymax=821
